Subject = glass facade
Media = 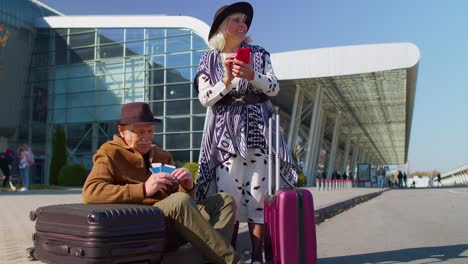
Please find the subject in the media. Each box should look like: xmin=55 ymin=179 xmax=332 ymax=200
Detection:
xmin=20 ymin=26 xmax=209 ymax=182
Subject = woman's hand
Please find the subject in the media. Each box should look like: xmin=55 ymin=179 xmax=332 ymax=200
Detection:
xmin=232 ymin=59 xmax=254 ymax=81
xmin=172 ymin=168 xmax=194 ymax=191
xmin=223 ymin=55 xmax=236 ymax=85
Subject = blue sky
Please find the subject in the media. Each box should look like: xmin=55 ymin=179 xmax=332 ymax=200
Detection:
xmin=39 ymin=0 xmax=468 ymax=173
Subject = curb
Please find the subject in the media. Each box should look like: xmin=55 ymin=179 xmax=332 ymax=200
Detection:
xmin=314 ymin=189 xmax=389 ymax=224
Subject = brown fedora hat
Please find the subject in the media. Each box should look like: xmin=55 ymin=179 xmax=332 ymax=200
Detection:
xmin=117 ymin=102 xmax=161 ymax=125
xmin=208 ymin=2 xmax=253 ymax=41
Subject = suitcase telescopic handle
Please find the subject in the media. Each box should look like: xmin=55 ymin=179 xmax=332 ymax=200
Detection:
xmin=268 ymin=107 xmax=280 ymax=196
xmin=111 ymin=244 xmax=161 ymax=257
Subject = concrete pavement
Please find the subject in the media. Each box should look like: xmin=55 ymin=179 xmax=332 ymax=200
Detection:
xmin=0 ymin=187 xmax=386 ymax=263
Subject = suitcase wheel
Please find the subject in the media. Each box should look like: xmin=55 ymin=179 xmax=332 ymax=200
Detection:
xmin=29 ymin=210 xmax=37 ymax=221
xmin=26 ymin=247 xmax=36 ymax=260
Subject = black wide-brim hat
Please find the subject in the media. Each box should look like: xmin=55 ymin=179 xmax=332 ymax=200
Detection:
xmin=117 ymin=102 xmax=161 ymax=125
xmin=208 ymin=2 xmax=254 ymax=41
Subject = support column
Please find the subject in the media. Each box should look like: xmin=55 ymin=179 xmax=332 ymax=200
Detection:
xmin=287 ymin=84 xmax=302 ymax=149
xmin=309 ymin=109 xmax=326 ymax=185
xmin=304 ymin=86 xmax=323 ymax=184
xmin=326 ymin=112 xmax=342 ymax=179
xmin=342 ymin=132 xmax=351 ymax=174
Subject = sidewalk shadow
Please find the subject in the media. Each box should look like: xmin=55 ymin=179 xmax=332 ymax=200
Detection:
xmin=319 ymin=244 xmax=468 ymax=264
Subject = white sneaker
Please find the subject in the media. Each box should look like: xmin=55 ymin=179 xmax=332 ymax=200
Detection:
xmin=20 ymin=187 xmax=29 ymax=192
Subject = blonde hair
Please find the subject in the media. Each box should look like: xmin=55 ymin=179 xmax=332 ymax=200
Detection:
xmin=209 ymin=12 xmax=252 ymax=51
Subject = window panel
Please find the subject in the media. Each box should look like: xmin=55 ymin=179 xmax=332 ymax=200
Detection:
xmin=69 ymin=32 xmax=95 ymax=48
xmin=148 ymin=55 xmax=164 ymax=69
xmin=125 ymin=57 xmax=145 ymax=73
xmin=70 ymin=28 xmax=94 ymax=34
xmin=147 ymin=28 xmax=165 ymax=39
xmin=167 ymin=52 xmax=190 ymax=68
xmin=154 ymin=134 xmax=163 ymax=146
xmin=96 ymin=73 xmax=124 ymax=90
xmin=70 ymin=47 xmax=95 ymax=63
xmin=99 ymin=44 xmax=124 ymax=59
xmin=167 ymin=83 xmax=190 ymax=99
xmin=69 ymin=76 xmax=94 ymax=93
xmin=35 ymin=37 xmax=50 ymax=53
xmin=166 ymin=35 xmax=190 ymax=52
xmin=192 ymin=150 xmax=200 ymax=162
xmin=192 ymin=132 xmax=203 ymax=148
xmin=95 ymin=89 xmax=124 ymax=105
xmin=55 ymin=35 xmax=67 ymax=65
xmin=95 ymin=105 xmax=121 ymax=121
xmin=192 ymin=116 xmax=206 ymax=130
xmin=66 ymin=107 xmax=93 ymax=123
xmin=125 ymin=71 xmax=145 ymax=88
xmin=166 ymin=67 xmax=190 ymax=83
xmin=146 ymin=38 xmax=164 ymax=54
xmin=192 ymin=99 xmax=206 ymax=114
xmin=193 ymin=50 xmax=206 ymax=66
xmin=124 ymin=87 xmax=145 ymax=102
xmin=97 ymin=59 xmax=124 ymax=75
xmin=98 ymin=29 xmax=124 ymax=44
xmin=166 ymin=134 xmax=190 ymax=149
xmin=125 ymin=28 xmax=144 ymax=41
xmin=166 ymin=100 xmax=190 ymax=115
xmin=192 ymin=34 xmax=208 ymax=50
xmin=148 ymin=69 xmax=164 ymax=85
xmin=53 ymin=94 xmax=67 ymax=109
xmin=32 ymin=52 xmax=51 ymax=67
xmin=67 ymin=92 xmax=95 ymax=107
xmin=151 ymin=85 xmax=164 ymax=101
xmin=166 ymin=28 xmax=190 ymax=37
xmin=125 ymin=41 xmax=145 ymax=56
xmin=171 ymin=151 xmax=190 ymax=163
xmin=166 ymin=117 xmax=190 ymax=132
xmin=67 ymin=63 xmax=95 ymax=78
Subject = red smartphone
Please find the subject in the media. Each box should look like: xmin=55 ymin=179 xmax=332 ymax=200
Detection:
xmin=236 ymin=47 xmax=251 ymax=64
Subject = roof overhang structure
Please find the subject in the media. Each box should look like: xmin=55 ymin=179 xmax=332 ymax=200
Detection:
xmin=271 ymin=43 xmax=420 ymax=165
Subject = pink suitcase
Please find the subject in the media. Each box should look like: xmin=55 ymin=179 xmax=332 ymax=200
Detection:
xmin=264 ymin=109 xmax=317 ymax=264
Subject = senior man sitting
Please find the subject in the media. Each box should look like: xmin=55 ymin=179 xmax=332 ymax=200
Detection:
xmin=82 ymin=102 xmax=243 ymax=264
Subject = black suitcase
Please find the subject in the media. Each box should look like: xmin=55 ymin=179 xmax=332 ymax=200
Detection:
xmin=30 ymin=203 xmax=166 ymax=264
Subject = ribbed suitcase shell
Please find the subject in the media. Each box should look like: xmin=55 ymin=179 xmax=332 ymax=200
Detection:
xmin=264 ymin=109 xmax=317 ymax=264
xmin=264 ymin=189 xmax=317 ymax=264
xmin=32 ymin=203 xmax=165 ymax=264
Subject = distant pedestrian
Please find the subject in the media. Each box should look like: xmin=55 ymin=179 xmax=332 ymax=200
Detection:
xmin=403 ymin=172 xmax=407 ymax=188
xmin=18 ymin=144 xmax=34 ymax=191
xmin=397 ymin=171 xmax=403 ymax=188
xmin=377 ymin=167 xmax=385 ymax=188
xmin=0 ymin=148 xmax=14 ymax=190
xmin=437 ymin=173 xmax=441 ymax=187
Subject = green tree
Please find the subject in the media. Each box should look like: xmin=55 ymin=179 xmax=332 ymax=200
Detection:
xmin=49 ymin=125 xmax=67 ymax=185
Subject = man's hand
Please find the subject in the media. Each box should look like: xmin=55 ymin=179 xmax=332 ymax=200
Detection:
xmin=172 ymin=168 xmax=194 ymax=191
xmin=144 ymin=172 xmax=178 ymax=197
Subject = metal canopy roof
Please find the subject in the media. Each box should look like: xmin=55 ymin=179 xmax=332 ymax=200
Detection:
xmin=270 ymin=43 xmax=420 ymax=165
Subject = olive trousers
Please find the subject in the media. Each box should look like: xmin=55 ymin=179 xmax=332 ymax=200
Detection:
xmin=155 ymin=192 xmax=243 ymax=264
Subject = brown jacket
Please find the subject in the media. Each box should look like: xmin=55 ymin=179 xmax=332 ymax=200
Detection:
xmin=83 ymin=135 xmax=194 ymax=205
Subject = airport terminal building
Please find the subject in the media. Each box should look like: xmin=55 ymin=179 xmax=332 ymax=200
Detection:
xmin=0 ymin=0 xmax=419 ymax=185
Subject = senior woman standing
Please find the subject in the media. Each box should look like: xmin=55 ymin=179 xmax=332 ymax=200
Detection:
xmin=194 ymin=2 xmax=297 ymax=263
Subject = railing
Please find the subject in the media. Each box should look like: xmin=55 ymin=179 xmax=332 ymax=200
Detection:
xmin=315 ymin=179 xmax=353 ymax=191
